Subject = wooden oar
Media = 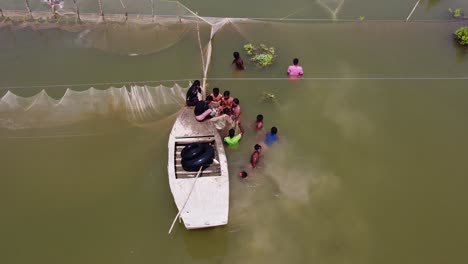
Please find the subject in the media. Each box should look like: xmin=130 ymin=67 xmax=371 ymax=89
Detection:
xmin=168 ymin=166 xmax=203 ymax=234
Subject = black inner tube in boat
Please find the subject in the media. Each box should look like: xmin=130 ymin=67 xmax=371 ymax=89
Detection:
xmin=181 ymin=143 xmax=214 ymax=171
xmin=181 ymin=143 xmax=205 ymax=161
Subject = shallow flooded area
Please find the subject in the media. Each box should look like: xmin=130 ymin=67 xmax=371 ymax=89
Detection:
xmin=1 ymin=0 xmax=468 ymax=263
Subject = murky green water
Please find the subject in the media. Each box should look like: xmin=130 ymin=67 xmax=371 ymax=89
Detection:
xmin=1 ymin=0 xmax=468 ymax=263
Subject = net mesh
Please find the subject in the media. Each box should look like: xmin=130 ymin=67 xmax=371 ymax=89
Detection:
xmin=0 ymin=85 xmax=186 ymax=129
xmin=0 ymin=1 xmax=210 ymax=55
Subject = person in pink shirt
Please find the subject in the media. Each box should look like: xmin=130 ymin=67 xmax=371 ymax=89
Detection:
xmin=287 ymin=58 xmax=304 ymax=76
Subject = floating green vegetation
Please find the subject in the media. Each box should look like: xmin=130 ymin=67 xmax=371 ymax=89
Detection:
xmin=358 ymin=16 xmax=365 ymax=21
xmin=243 ymin=43 xmax=276 ymax=67
xmin=448 ymin=8 xmax=463 ymax=19
xmin=258 ymin=92 xmax=278 ymax=104
xmin=454 ymin=26 xmax=468 ymax=45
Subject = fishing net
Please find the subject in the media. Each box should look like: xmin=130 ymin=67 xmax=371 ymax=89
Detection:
xmin=0 ymin=1 xmax=209 ymax=55
xmin=0 ymin=84 xmax=186 ymax=129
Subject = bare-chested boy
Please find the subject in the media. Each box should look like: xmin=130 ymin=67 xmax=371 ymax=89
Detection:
xmin=210 ymin=87 xmax=223 ymax=107
xmin=250 ymin=144 xmax=262 ymax=169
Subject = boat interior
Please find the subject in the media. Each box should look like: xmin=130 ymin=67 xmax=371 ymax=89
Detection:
xmin=174 ymin=136 xmax=222 ymax=179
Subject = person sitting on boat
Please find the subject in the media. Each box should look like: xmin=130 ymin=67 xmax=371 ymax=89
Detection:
xmin=232 ymin=51 xmax=245 ymax=70
xmin=255 ymin=114 xmax=264 ymax=131
xmin=250 ymin=144 xmax=262 ymax=168
xmin=231 ymin=98 xmax=241 ymax=121
xmin=287 ymin=58 xmax=304 ymax=77
xmin=194 ymin=96 xmax=214 ymax=122
xmin=224 ymin=123 xmax=245 ymax=148
xmin=264 ymin=126 xmax=279 ymax=147
xmin=209 ymin=108 xmax=235 ymax=137
xmin=210 ymin=87 xmax=223 ymax=107
xmin=186 ymin=80 xmax=202 ymax=106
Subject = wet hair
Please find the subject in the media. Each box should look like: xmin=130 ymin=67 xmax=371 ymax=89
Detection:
xmin=223 ymin=90 xmax=230 ymax=97
xmin=293 ymin=58 xmax=299 ymax=65
xmin=256 ymin=114 xmax=263 ymax=121
xmin=233 ymin=98 xmax=240 ymax=105
xmin=229 ymin=129 xmax=235 ymax=138
xmin=271 ymin=126 xmax=278 ymax=135
xmin=240 ymin=171 xmax=248 ymax=178
xmin=254 ymin=144 xmax=261 ymax=151
xmin=189 ymin=80 xmax=201 ymax=91
xmin=206 ymin=95 xmax=213 ymax=102
xmin=233 ymin=52 xmax=240 ymax=59
xmin=223 ymin=108 xmax=231 ymax=115
xmin=213 ymin=87 xmax=219 ymax=95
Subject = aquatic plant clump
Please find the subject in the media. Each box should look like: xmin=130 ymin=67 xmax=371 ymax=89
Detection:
xmin=258 ymin=92 xmax=278 ymax=104
xmin=454 ymin=26 xmax=468 ymax=46
xmin=448 ymin=8 xmax=463 ymax=19
xmin=243 ymin=43 xmax=276 ymax=67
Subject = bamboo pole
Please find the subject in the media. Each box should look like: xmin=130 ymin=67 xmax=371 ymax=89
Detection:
xmin=24 ymin=0 xmax=33 ymax=18
xmin=97 ymin=0 xmax=104 ymax=21
xmin=149 ymin=0 xmax=155 ymax=22
xmin=119 ymin=0 xmax=128 ymax=21
xmin=73 ymin=0 xmax=81 ymax=23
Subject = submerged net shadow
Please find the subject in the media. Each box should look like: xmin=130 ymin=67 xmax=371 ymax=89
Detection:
xmin=0 ymin=1 xmax=207 ymax=55
xmin=77 ymin=21 xmax=192 ymax=56
xmin=0 ymin=84 xmax=186 ymax=129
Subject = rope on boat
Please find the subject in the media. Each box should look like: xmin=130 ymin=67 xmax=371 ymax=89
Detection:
xmin=168 ymin=166 xmax=204 ymax=234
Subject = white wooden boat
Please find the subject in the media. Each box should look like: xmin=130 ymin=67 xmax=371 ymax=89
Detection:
xmin=167 ymin=107 xmax=229 ymax=229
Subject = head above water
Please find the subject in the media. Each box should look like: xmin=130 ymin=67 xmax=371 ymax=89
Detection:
xmin=229 ymin=129 xmax=235 ymax=138
xmin=238 ymin=170 xmax=248 ymax=178
xmin=293 ymin=58 xmax=299 ymax=65
xmin=233 ymin=51 xmax=240 ymax=59
xmin=206 ymin=95 xmax=213 ymax=103
xmin=233 ymin=98 xmax=240 ymax=106
xmin=256 ymin=114 xmax=264 ymax=122
xmin=254 ymin=144 xmax=262 ymax=151
xmin=213 ymin=87 xmax=219 ymax=96
xmin=223 ymin=90 xmax=230 ymax=98
xmin=223 ymin=107 xmax=231 ymax=115
xmin=271 ymin=126 xmax=278 ymax=135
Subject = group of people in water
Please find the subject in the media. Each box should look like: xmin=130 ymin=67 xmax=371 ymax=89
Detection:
xmin=185 ymin=53 xmax=302 ymax=179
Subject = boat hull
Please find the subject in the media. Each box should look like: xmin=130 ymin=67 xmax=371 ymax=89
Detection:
xmin=168 ymin=107 xmax=229 ymax=229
